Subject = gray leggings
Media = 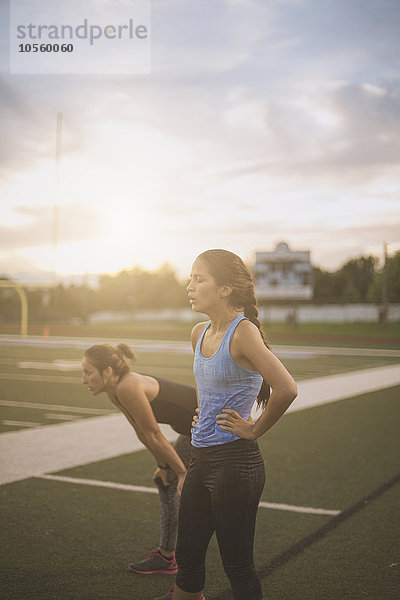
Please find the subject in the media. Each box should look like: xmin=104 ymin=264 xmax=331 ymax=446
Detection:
xmin=154 ymin=434 xmax=192 ymax=553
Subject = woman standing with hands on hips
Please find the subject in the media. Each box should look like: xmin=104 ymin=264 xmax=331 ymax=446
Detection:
xmin=157 ymin=249 xmax=297 ymax=600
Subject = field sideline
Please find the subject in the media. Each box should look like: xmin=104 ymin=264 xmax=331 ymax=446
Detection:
xmin=1 ymin=318 xmax=400 ymax=348
xmin=0 ymin=337 xmax=399 ymax=599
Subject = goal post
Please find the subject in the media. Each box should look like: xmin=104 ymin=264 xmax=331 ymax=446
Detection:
xmin=0 ymin=281 xmax=28 ymax=337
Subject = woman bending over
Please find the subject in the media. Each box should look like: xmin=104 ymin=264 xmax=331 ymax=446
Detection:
xmin=82 ymin=343 xmax=197 ymax=576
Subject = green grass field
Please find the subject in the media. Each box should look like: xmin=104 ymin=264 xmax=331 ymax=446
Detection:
xmin=1 ymin=339 xmax=399 ymax=599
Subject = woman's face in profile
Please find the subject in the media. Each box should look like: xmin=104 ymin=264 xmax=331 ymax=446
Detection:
xmin=187 ymin=258 xmax=222 ymax=313
xmin=82 ymin=357 xmax=104 ymax=396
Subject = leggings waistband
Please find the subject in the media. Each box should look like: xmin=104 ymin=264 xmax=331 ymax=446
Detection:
xmin=191 ymin=437 xmax=259 ymax=457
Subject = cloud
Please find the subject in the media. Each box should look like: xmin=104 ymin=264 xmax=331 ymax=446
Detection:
xmin=259 ymin=0 xmax=400 ymax=81
xmin=0 ymin=76 xmax=95 ymax=181
xmin=151 ymin=0 xmax=272 ymax=75
xmin=2 ymin=0 xmax=399 ymax=187
xmin=0 ymin=202 xmax=104 ymax=250
xmin=208 ymin=80 xmax=400 ymax=186
xmin=1 ymin=0 xmax=399 ymax=278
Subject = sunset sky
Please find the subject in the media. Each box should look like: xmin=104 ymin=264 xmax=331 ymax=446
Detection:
xmin=1 ymin=0 xmax=399 ymax=284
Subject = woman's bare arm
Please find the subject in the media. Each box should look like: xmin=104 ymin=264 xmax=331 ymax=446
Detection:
xmin=216 ymin=320 xmax=297 ymax=440
xmin=112 ymin=379 xmax=187 ymax=478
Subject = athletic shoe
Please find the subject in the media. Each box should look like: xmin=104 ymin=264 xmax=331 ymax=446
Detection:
xmin=153 ymin=588 xmax=206 ymax=600
xmin=128 ymin=549 xmax=178 ymax=575
xmin=153 ymin=588 xmax=174 ymax=600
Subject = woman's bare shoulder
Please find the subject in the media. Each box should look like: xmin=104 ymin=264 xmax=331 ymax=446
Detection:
xmin=191 ymin=321 xmax=209 ymax=347
xmin=117 ymin=372 xmax=143 ymax=396
xmin=233 ymin=318 xmax=268 ymax=350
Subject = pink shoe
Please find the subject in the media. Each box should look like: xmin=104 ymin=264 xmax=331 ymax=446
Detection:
xmin=128 ymin=549 xmax=178 ymax=575
xmin=153 ymin=590 xmax=206 ymax=600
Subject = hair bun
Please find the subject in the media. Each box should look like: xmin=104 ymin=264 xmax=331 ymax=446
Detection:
xmin=117 ymin=343 xmax=136 ymax=363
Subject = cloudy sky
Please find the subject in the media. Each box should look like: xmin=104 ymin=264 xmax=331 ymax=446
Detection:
xmin=1 ymin=0 xmax=399 ymax=284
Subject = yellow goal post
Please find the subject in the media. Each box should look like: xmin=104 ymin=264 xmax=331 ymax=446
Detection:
xmin=0 ymin=281 xmax=28 ymax=337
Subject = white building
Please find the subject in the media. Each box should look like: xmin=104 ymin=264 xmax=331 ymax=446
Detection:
xmin=254 ymin=242 xmax=313 ymax=300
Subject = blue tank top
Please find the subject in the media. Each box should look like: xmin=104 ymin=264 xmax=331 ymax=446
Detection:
xmin=191 ymin=315 xmax=263 ymax=448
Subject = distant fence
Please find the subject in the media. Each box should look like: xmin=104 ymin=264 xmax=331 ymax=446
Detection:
xmin=89 ymin=304 xmax=400 ymax=324
xmin=89 ymin=309 xmax=198 ymax=323
xmin=259 ymin=304 xmax=400 ymax=323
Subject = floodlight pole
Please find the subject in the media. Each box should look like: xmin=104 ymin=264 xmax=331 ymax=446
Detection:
xmin=51 ymin=112 xmax=62 ymax=288
xmin=381 ymin=242 xmax=388 ymax=325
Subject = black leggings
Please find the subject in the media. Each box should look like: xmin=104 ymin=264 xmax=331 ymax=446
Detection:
xmin=175 ymin=438 xmax=265 ymax=600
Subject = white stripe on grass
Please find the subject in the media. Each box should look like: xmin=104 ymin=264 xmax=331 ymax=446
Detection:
xmin=13 ymin=361 xmax=194 ymax=376
xmin=0 ymin=373 xmax=82 ymax=384
xmin=18 ymin=360 xmax=82 ymax=370
xmin=37 ymin=474 xmax=340 ymax=516
xmin=0 ymin=400 xmax=114 ymax=414
xmin=43 ymin=414 xmax=81 ymax=421
xmin=1 ymin=335 xmax=400 ymax=358
xmin=258 ymin=500 xmax=340 ymax=516
xmin=0 ymin=368 xmax=193 ymax=383
xmin=3 ymin=420 xmax=41 ymax=428
xmin=39 ymin=474 xmax=159 ymax=495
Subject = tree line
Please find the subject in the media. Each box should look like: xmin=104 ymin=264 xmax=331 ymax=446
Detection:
xmin=313 ymin=252 xmax=400 ymax=304
xmin=1 ymin=252 xmax=399 ymax=324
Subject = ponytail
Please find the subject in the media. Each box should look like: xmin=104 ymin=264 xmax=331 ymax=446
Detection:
xmin=116 ymin=343 xmax=136 ymax=362
xmin=243 ymin=297 xmax=271 ymax=409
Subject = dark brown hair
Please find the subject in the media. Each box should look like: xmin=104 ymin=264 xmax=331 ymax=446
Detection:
xmin=197 ymin=249 xmax=270 ymax=408
xmin=84 ymin=343 xmax=136 ymax=379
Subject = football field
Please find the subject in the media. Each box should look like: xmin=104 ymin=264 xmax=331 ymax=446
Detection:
xmin=0 ymin=337 xmax=399 ymax=600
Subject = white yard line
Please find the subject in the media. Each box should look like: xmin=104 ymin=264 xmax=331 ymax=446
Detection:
xmin=0 ymin=373 xmax=82 ymax=384
xmin=37 ymin=474 xmax=340 ymax=516
xmin=1 ymin=364 xmax=399 ymax=487
xmin=18 ymin=360 xmax=83 ymax=370
xmin=0 ymin=400 xmax=114 ymax=414
xmin=2 ymin=420 xmax=41 ymax=428
xmin=0 ymin=335 xmax=194 ymax=354
xmin=257 ymin=500 xmax=339 ymax=516
xmin=0 ymin=415 xmax=178 ymax=485
xmin=273 ymin=345 xmax=400 ymax=358
xmin=1 ymin=334 xmax=399 ymax=357
xmin=0 ymin=368 xmax=193 ymax=381
xmin=38 ymin=474 xmax=160 ymax=495
xmin=10 ymin=360 xmax=194 ymax=377
xmin=43 ymin=414 xmax=81 ymax=421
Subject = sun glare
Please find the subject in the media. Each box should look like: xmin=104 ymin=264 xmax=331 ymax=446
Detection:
xmin=3 ymin=119 xmax=195 ymax=278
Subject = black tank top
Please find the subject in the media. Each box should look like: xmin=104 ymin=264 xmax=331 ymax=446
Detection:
xmin=150 ymin=377 xmax=197 ymax=436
